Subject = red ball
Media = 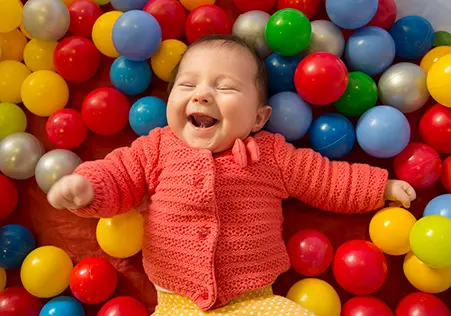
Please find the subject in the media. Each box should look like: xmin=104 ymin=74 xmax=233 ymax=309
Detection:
xmin=294 ymin=52 xmax=348 ymax=106
xmin=393 ymin=142 xmax=442 ymax=189
xmin=185 ymin=5 xmax=232 ymax=44
xmin=143 ymin=0 xmax=186 ymax=40
xmin=441 ymin=156 xmax=451 ymax=192
xmin=0 ymin=286 xmax=42 ymax=316
xmin=81 ymin=87 xmax=130 ymax=135
xmin=68 ymin=0 xmax=102 ymax=38
xmin=70 ymin=257 xmax=118 ymax=305
xmin=395 ymin=292 xmax=451 ymax=316
xmin=98 ymin=296 xmax=148 ymax=316
xmin=233 ymin=0 xmax=276 ymax=12
xmin=54 ymin=36 xmax=101 ymax=82
xmin=287 ymin=229 xmax=333 ymax=276
xmin=332 ymin=240 xmax=388 ymax=296
xmin=343 ymin=296 xmax=394 ymax=316
xmin=46 ymin=109 xmax=88 ymax=149
xmin=0 ymin=174 xmax=18 ymax=220
xmin=419 ymin=103 xmax=451 ymax=154
xmin=365 ymin=0 xmax=397 ymax=30
xmin=277 ymin=0 xmax=320 ymax=19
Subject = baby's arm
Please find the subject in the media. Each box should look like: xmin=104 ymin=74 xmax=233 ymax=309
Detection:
xmin=47 ymin=128 xmax=161 ymax=218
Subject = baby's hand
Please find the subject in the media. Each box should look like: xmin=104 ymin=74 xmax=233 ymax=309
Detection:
xmin=384 ymin=179 xmax=416 ymax=208
xmin=47 ymin=174 xmax=94 ymax=210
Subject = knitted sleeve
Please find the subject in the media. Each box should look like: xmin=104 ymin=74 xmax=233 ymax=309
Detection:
xmin=273 ymin=134 xmax=388 ymax=214
xmin=70 ymin=128 xmax=162 ymax=218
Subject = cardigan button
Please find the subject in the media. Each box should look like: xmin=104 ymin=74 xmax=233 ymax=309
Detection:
xmin=188 ymin=175 xmax=204 ymax=187
xmin=198 ymin=227 xmax=210 ymax=239
xmin=200 ymin=291 xmax=209 ymax=300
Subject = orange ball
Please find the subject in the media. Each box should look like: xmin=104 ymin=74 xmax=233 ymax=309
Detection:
xmin=0 ymin=29 xmax=27 ymax=61
xmin=180 ymin=0 xmax=215 ymax=11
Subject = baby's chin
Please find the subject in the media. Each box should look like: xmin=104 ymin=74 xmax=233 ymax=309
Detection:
xmin=180 ymin=128 xmax=232 ymax=153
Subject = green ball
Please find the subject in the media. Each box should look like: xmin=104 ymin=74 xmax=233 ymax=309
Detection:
xmin=333 ymin=72 xmax=378 ymax=117
xmin=265 ymin=9 xmax=312 ymax=56
xmin=433 ymin=31 xmax=451 ymax=47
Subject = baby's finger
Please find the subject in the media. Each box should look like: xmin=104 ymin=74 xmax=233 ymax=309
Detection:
xmin=388 ymin=201 xmax=402 ymax=207
xmin=405 ymin=185 xmax=417 ymax=201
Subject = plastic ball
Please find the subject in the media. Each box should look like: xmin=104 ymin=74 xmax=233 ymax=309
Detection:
xmin=46 ymin=109 xmax=88 ymax=149
xmin=0 ymin=0 xmax=22 ymax=33
xmin=366 ymin=0 xmax=397 ymax=30
xmin=54 ymin=36 xmax=101 ymax=82
xmin=150 ymin=39 xmax=187 ymax=82
xmin=265 ymin=91 xmax=312 ymax=142
xmin=424 ymin=195 xmax=451 ymax=219
xmin=369 ymin=207 xmax=417 ymax=256
xmin=389 ymin=15 xmax=435 ymax=60
xmin=92 ymin=11 xmax=123 ymax=58
xmin=393 ymin=143 xmax=442 ymax=188
xmin=277 ymin=0 xmax=320 ymax=19
xmin=442 ymin=158 xmax=451 ymax=193
xmin=403 ymin=252 xmax=451 ymax=294
xmin=286 ymin=229 xmax=333 ymax=277
xmin=111 ymin=0 xmax=148 ymax=11
xmin=81 ymin=87 xmax=130 ymax=135
xmin=286 ymin=278 xmax=341 ymax=316
xmin=93 ymin=0 xmax=111 ymax=5
xmin=356 ymin=106 xmax=410 ymax=158
xmin=98 ymin=296 xmax=148 ymax=316
xmin=345 ymin=27 xmax=396 ymax=76
xmin=265 ymin=8 xmax=311 ymax=56
xmin=0 ymin=174 xmax=18 ymax=220
xmin=181 ymin=0 xmax=215 ymax=11
xmin=332 ymin=240 xmax=388 ymax=295
xmin=419 ymin=103 xmax=451 ymax=153
xmin=427 ymin=53 xmax=451 ymax=107
xmin=0 ymin=268 xmax=6 ymax=291
xmin=294 ymin=52 xmax=348 ymax=106
xmin=0 ymin=60 xmax=31 ymax=104
xmin=40 ymin=296 xmax=85 ymax=316
xmin=110 ymin=56 xmax=152 ymax=95
xmin=185 ymin=5 xmax=232 ymax=44
xmin=129 ymin=96 xmax=168 ymax=136
xmin=0 ymin=286 xmax=42 ymax=316
xmin=20 ymin=245 xmax=74 ymax=298
xmin=0 ymin=29 xmax=27 ymax=62
xmin=395 ymin=292 xmax=451 ymax=316
xmin=420 ymin=46 xmax=451 ymax=73
xmin=0 ymin=224 xmax=35 ymax=269
xmin=302 ymin=20 xmax=345 ymax=58
xmin=409 ymin=215 xmax=451 ymax=269
xmin=22 ymin=0 xmax=70 ymax=41
xmin=0 ymin=102 xmax=27 ymax=140
xmin=68 ymin=0 xmax=102 ymax=38
xmin=70 ymin=257 xmax=118 ymax=304
xmin=23 ymin=39 xmax=58 ymax=72
xmin=233 ymin=0 xmax=275 ymax=12
xmin=264 ymin=53 xmax=301 ymax=95
xmin=342 ymin=296 xmax=394 ymax=316
xmin=326 ymin=0 xmax=378 ymax=30
xmin=434 ymin=31 xmax=451 ymax=47
xmin=96 ymin=209 xmax=144 ymax=258
xmin=143 ymin=0 xmax=186 ymax=40
xmin=35 ymin=149 xmax=82 ymax=194
xmin=21 ymin=70 xmax=69 ymax=117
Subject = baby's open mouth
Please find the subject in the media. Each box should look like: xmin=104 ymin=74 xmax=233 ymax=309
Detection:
xmin=189 ymin=114 xmax=218 ymax=129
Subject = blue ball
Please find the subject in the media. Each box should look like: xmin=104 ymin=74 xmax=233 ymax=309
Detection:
xmin=112 ymin=10 xmax=162 ymax=61
xmin=0 ymin=224 xmax=35 ymax=268
xmin=423 ymin=194 xmax=451 ymax=219
xmin=309 ymin=113 xmax=355 ymax=159
xmin=389 ymin=15 xmax=435 ymax=60
xmin=129 ymin=96 xmax=168 ymax=136
xmin=345 ymin=27 xmax=396 ymax=76
xmin=265 ymin=91 xmax=312 ymax=142
xmin=110 ymin=56 xmax=152 ymax=95
xmin=326 ymin=0 xmax=378 ymax=30
xmin=265 ymin=53 xmax=301 ymax=96
xmin=356 ymin=105 xmax=410 ymax=158
xmin=111 ymin=0 xmax=148 ymax=11
xmin=40 ymin=296 xmax=85 ymax=316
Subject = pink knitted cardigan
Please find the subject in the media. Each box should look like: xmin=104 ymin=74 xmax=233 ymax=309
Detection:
xmin=72 ymin=126 xmax=388 ymax=310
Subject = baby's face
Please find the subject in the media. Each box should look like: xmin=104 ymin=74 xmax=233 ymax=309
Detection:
xmin=167 ymin=44 xmax=270 ymax=153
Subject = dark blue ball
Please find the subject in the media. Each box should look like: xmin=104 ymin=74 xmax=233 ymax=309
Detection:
xmin=0 ymin=224 xmax=35 ymax=268
xmin=265 ymin=53 xmax=301 ymax=96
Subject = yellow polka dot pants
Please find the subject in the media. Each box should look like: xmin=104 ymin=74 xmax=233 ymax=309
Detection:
xmin=152 ymin=286 xmax=316 ymax=316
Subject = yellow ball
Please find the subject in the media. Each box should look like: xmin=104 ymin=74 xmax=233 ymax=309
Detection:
xmin=0 ymin=60 xmax=31 ymax=104
xmin=403 ymin=252 xmax=451 ymax=293
xmin=0 ymin=29 xmax=28 ymax=62
xmin=286 ymin=278 xmax=341 ymax=316
xmin=20 ymin=245 xmax=73 ymax=298
xmin=93 ymin=0 xmax=110 ymax=4
xmin=61 ymin=0 xmax=76 ymax=6
xmin=0 ymin=0 xmax=22 ymax=33
xmin=23 ymin=39 xmax=58 ymax=72
xmin=21 ymin=70 xmax=69 ymax=117
xmin=421 ymin=46 xmax=451 ymax=73
xmin=96 ymin=209 xmax=144 ymax=258
xmin=92 ymin=11 xmax=122 ymax=58
xmin=151 ymin=39 xmax=187 ymax=82
xmin=427 ymin=53 xmax=451 ymax=107
xmin=369 ymin=207 xmax=417 ymax=256
xmin=0 ymin=102 xmax=27 ymax=139
xmin=0 ymin=268 xmax=6 ymax=291
xmin=180 ymin=0 xmax=215 ymax=11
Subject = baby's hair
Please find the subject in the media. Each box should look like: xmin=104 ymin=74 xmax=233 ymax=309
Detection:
xmin=167 ymin=34 xmax=269 ymax=106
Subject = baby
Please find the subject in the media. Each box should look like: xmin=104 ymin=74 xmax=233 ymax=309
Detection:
xmin=48 ymin=34 xmax=416 ymax=315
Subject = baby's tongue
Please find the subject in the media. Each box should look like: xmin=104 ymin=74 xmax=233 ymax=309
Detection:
xmin=193 ymin=115 xmax=216 ymax=128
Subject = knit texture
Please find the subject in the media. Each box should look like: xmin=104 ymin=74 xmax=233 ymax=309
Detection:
xmin=72 ymin=126 xmax=388 ymax=310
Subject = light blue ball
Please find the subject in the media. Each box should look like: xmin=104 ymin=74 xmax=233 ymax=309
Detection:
xmin=326 ymin=0 xmax=378 ymax=30
xmin=423 ymin=194 xmax=451 ymax=219
xmin=129 ymin=96 xmax=168 ymax=136
xmin=110 ymin=56 xmax=152 ymax=95
xmin=111 ymin=0 xmax=148 ymax=11
xmin=40 ymin=296 xmax=84 ymax=316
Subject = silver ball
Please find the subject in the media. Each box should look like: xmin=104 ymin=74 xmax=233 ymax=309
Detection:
xmin=378 ymin=62 xmax=430 ymax=114
xmin=232 ymin=10 xmax=272 ymax=59
xmin=0 ymin=132 xmax=45 ymax=180
xmin=301 ymin=20 xmax=345 ymax=58
xmin=22 ymin=0 xmax=70 ymax=41
xmin=35 ymin=149 xmax=82 ymax=193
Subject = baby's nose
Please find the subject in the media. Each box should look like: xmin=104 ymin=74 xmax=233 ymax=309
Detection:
xmin=192 ymin=92 xmax=213 ymax=104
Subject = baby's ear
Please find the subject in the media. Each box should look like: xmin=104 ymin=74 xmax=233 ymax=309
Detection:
xmin=252 ymin=105 xmax=272 ymax=133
